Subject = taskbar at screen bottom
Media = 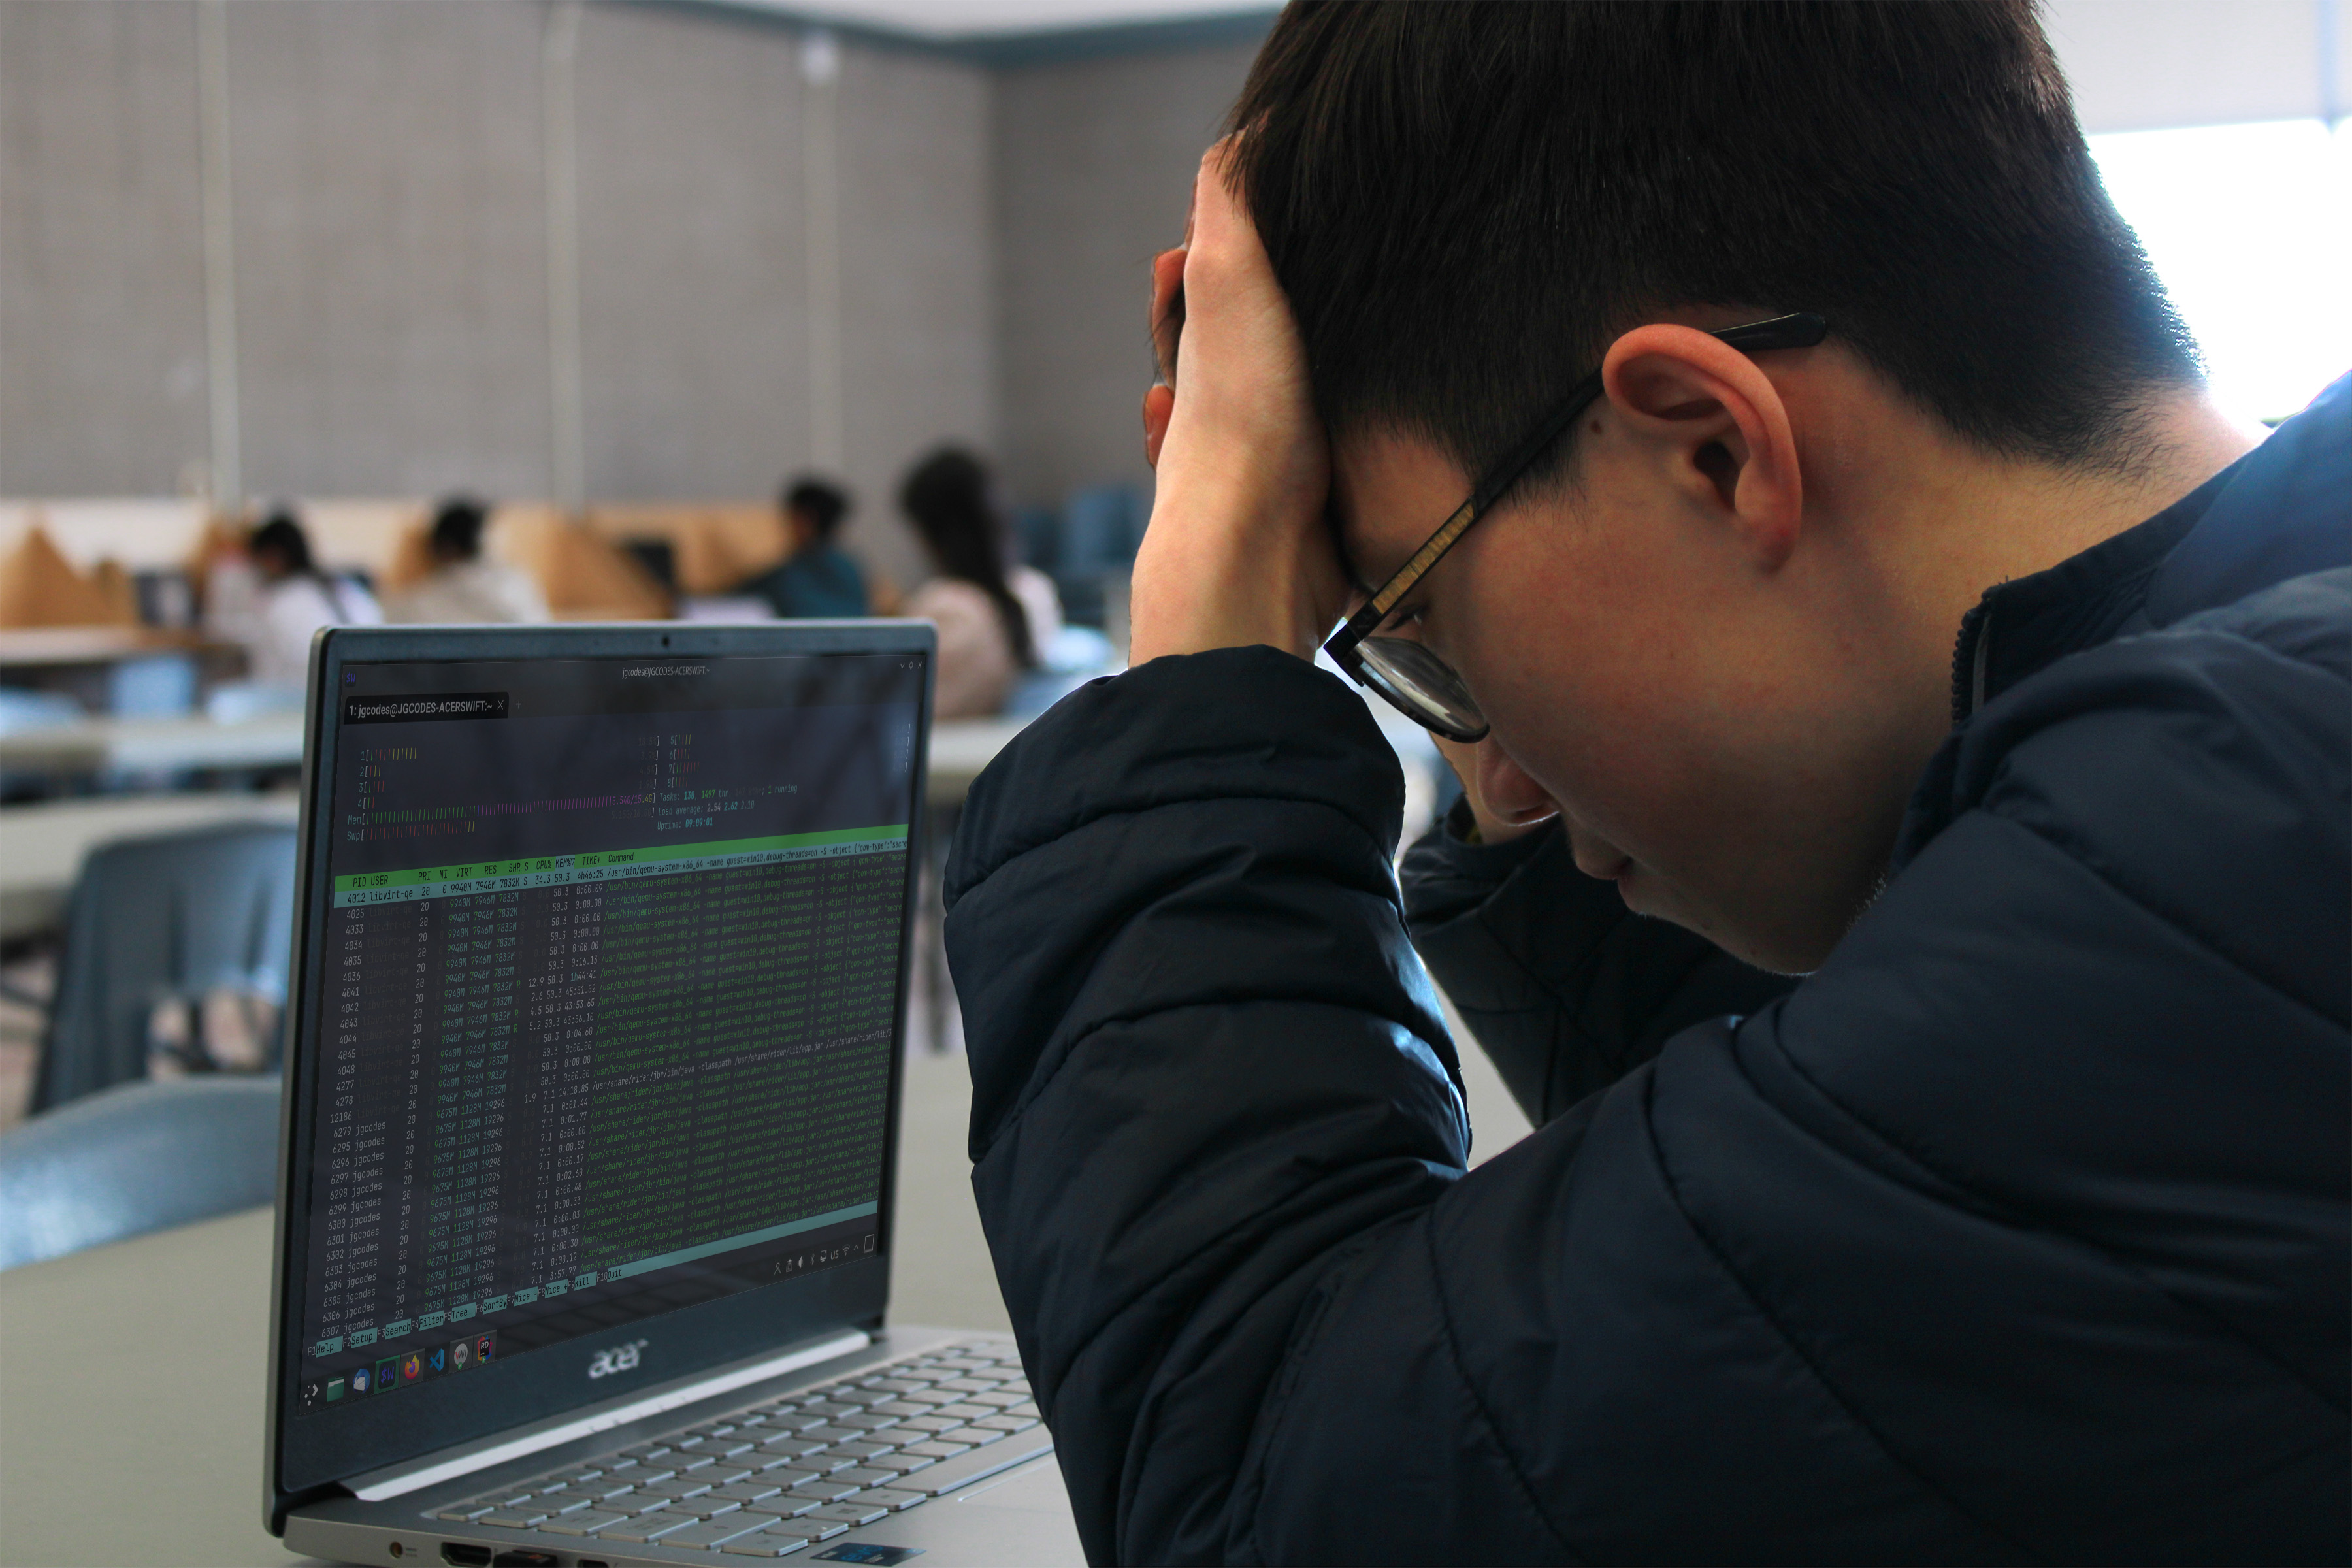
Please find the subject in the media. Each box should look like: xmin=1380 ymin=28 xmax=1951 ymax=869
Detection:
xmin=294 ymin=1213 xmax=881 ymax=1416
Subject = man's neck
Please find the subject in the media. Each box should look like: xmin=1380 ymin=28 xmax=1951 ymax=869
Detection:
xmin=1891 ymin=388 xmax=2259 ymax=657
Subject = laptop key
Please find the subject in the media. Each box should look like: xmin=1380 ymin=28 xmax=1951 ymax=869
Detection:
xmin=666 ymin=1497 xmax=744 ymax=1521
xmin=978 ymin=1414 xmax=1042 ymax=1433
xmin=861 ymin=1454 xmax=936 ymax=1475
xmin=785 ymin=1480 xmax=862 ymax=1503
xmin=767 ymin=1413 xmax=832 ymax=1434
xmin=658 ymin=1516 xmax=773 ymax=1549
xmin=939 ymin=1426 xmax=1009 ymax=1446
xmin=852 ymin=1487 xmax=929 ymax=1512
xmin=709 ymin=1481 xmax=784 ymax=1502
xmin=739 ymin=1450 xmax=804 ymax=1472
xmin=892 ymin=1415 xmax=964 ymax=1434
xmin=597 ymin=1514 xmax=704 ymax=1544
xmin=900 ymin=1433 xmax=1057 ymax=1496
xmin=895 ymin=1388 xmax=960 ymax=1407
xmin=808 ymin=1501 xmax=890 ymax=1527
xmin=931 ymin=1403 xmax=996 ymax=1420
xmin=434 ymin=1503 xmax=496 ymax=1522
xmin=754 ymin=1518 xmax=852 ymax=1544
xmin=743 ymin=1496 xmax=822 ymax=1520
xmin=828 ymin=1467 xmax=904 ymax=1489
xmin=719 ymin=1540 xmax=812 ymax=1559
xmin=539 ymin=1510 xmax=629 ymax=1537
xmin=696 ymin=1463 xmax=757 ymax=1486
xmin=968 ymin=1390 xmax=1024 ymax=1408
xmin=802 ymin=1426 xmax=864 ymax=1444
xmin=828 ymin=1439 xmax=895 ymax=1459
xmin=902 ymin=1439 xmax=974 ymax=1457
xmin=475 ymin=1509 xmax=549 ymax=1527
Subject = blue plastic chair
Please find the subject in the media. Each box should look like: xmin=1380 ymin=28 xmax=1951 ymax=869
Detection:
xmin=0 ymin=1076 xmax=284 ymax=1271
xmin=30 ymin=822 xmax=297 ymax=1113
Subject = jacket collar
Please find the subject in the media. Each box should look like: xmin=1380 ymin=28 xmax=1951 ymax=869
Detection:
xmin=1947 ymin=370 xmax=2352 ymax=721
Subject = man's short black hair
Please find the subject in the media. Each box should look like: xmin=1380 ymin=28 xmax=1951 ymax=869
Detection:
xmin=1228 ymin=1 xmax=2200 ymax=483
xmin=430 ymin=497 xmax=487 ymax=560
xmin=782 ymin=476 xmax=851 ymax=542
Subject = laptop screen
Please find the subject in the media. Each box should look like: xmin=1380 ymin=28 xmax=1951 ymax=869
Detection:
xmin=289 ymin=645 xmax=924 ymax=1424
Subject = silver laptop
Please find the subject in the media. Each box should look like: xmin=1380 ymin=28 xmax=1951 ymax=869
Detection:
xmin=265 ymin=621 xmax=1081 ymax=1568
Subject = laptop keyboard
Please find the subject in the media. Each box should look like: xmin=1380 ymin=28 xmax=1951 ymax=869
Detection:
xmin=431 ymin=1339 xmax=1043 ymax=1558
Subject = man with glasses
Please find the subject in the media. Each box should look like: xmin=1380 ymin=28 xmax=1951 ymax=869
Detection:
xmin=943 ymin=5 xmax=2348 ymax=1562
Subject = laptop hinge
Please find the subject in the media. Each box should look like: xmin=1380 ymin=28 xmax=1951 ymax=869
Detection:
xmin=346 ymin=1327 xmax=871 ymax=1502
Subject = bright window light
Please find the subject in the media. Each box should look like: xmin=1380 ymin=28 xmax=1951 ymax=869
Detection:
xmin=2089 ymin=118 xmax=2352 ymax=427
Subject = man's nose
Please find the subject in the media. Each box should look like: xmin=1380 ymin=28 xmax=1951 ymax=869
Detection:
xmin=1477 ymin=742 xmax=1558 ymax=828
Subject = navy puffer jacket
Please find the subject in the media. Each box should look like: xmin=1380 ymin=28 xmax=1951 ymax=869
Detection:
xmin=943 ymin=376 xmax=2350 ymax=1565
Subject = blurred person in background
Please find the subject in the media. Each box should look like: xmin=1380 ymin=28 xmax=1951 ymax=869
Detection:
xmin=739 ymin=476 xmax=869 ymax=619
xmin=900 ymin=448 xmax=1062 ymax=717
xmin=384 ymin=497 xmax=549 ymax=625
xmin=205 ymin=507 xmax=382 ymax=691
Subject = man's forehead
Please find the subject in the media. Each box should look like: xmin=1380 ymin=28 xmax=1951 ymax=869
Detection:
xmin=1331 ymin=427 xmax=1473 ymax=587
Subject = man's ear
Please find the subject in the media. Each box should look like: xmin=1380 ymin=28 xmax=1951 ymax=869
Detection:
xmin=1600 ymin=324 xmax=1803 ymax=570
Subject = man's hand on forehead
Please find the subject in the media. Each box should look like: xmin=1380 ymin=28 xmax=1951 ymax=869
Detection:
xmin=1126 ymin=140 xmax=1347 ymax=665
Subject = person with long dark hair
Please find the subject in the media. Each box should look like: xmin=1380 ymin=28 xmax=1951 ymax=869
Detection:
xmin=899 ymin=448 xmax=1060 ymax=717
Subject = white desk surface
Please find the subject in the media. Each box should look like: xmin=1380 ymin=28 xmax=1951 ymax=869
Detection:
xmin=0 ymin=717 xmax=1022 ymax=941
xmin=0 ymin=713 xmax=308 ymax=776
xmin=0 ymin=1052 xmax=1011 ymax=1568
xmin=0 ymin=791 xmax=302 ymax=939
xmin=0 ymin=1205 xmax=319 ymax=1568
xmin=0 ymin=627 xmax=233 ymax=670
xmin=925 ymin=718 xmax=1026 ymax=804
xmin=0 ymin=715 xmax=1017 ymax=794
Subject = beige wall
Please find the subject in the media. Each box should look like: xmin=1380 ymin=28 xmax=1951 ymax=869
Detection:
xmin=0 ymin=0 xmax=1001 ymax=591
xmin=990 ymin=39 xmax=1256 ymax=510
xmin=11 ymin=0 xmax=2310 ymax=563
xmin=225 ymin=0 xmax=557 ymax=502
xmin=0 ymin=2 xmax=212 ymax=496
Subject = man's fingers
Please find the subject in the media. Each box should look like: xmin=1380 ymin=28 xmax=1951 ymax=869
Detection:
xmin=1142 ymin=384 xmax=1175 ymax=468
xmin=1149 ymin=248 xmax=1186 ymax=386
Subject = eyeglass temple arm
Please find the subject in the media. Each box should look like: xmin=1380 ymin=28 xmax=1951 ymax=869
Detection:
xmin=1326 ymin=311 xmax=1826 ymax=654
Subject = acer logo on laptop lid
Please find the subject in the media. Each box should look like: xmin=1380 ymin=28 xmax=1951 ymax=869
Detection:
xmin=588 ymin=1339 xmax=649 ymax=1380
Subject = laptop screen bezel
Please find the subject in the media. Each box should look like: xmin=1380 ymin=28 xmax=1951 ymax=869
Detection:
xmin=266 ymin=620 xmax=936 ymax=1529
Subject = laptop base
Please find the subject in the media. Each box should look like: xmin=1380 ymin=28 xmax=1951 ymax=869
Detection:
xmin=285 ymin=1326 xmax=1081 ymax=1568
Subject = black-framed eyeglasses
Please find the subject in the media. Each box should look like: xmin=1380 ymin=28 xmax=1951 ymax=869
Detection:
xmin=1322 ymin=312 xmax=1829 ymax=742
